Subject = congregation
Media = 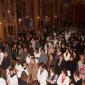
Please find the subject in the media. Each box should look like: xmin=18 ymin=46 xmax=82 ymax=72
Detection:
xmin=0 ymin=25 xmax=85 ymax=85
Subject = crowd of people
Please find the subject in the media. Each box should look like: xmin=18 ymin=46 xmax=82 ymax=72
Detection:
xmin=0 ymin=25 xmax=85 ymax=85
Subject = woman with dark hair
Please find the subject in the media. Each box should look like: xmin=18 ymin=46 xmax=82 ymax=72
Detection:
xmin=47 ymin=66 xmax=58 ymax=85
xmin=63 ymin=48 xmax=71 ymax=62
xmin=12 ymin=44 xmax=18 ymax=60
xmin=17 ymin=44 xmax=24 ymax=62
xmin=2 ymin=52 xmax=10 ymax=70
xmin=37 ymin=63 xmax=48 ymax=85
xmin=57 ymin=69 xmax=70 ymax=85
xmin=7 ymin=67 xmax=18 ymax=85
xmin=70 ymin=71 xmax=82 ymax=85
xmin=15 ymin=59 xmax=23 ymax=78
xmin=55 ymin=54 xmax=66 ymax=75
xmin=18 ymin=71 xmax=28 ymax=85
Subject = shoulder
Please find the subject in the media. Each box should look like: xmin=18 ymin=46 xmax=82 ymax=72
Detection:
xmin=74 ymin=79 xmax=82 ymax=85
xmin=0 ymin=78 xmax=6 ymax=84
xmin=0 ymin=78 xmax=4 ymax=81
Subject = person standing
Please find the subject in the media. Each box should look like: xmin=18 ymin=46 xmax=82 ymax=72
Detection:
xmin=18 ymin=71 xmax=28 ymax=85
xmin=15 ymin=59 xmax=23 ymax=78
xmin=38 ymin=48 xmax=48 ymax=66
xmin=7 ymin=68 xmax=18 ymax=85
xmin=47 ymin=66 xmax=58 ymax=85
xmin=2 ymin=52 xmax=10 ymax=70
xmin=37 ymin=63 xmax=48 ymax=85
xmin=70 ymin=71 xmax=82 ymax=85
xmin=27 ymin=55 xmax=38 ymax=85
xmin=57 ymin=69 xmax=70 ymax=85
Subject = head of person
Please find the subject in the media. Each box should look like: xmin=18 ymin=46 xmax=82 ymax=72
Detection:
xmin=73 ymin=51 xmax=77 ymax=57
xmin=16 ymin=59 xmax=21 ymax=65
xmin=66 ymin=48 xmax=71 ymax=53
xmin=30 ymin=54 xmax=35 ymax=64
xmin=35 ymin=49 xmax=39 ymax=54
xmin=59 ymin=54 xmax=64 ymax=60
xmin=6 ymin=43 xmax=9 ymax=47
xmin=23 ymin=47 xmax=28 ymax=52
xmin=18 ymin=44 xmax=22 ymax=49
xmin=39 ymin=63 xmax=45 ymax=72
xmin=49 ymin=66 xmax=55 ymax=74
xmin=4 ymin=52 xmax=8 ymax=58
xmin=9 ymin=67 xmax=15 ymax=76
xmin=31 ymin=37 xmax=35 ymax=41
xmin=79 ymin=54 xmax=85 ymax=61
xmin=22 ymin=61 xmax=27 ymax=68
xmin=61 ymin=69 xmax=68 ymax=77
xmin=21 ymin=71 xmax=27 ymax=79
xmin=29 ymin=43 xmax=32 ymax=48
xmin=61 ymin=44 xmax=65 ymax=48
xmin=70 ymin=56 xmax=74 ymax=61
xmin=13 ymin=44 xmax=17 ymax=48
xmin=73 ymin=71 xmax=80 ymax=80
xmin=40 ymin=48 xmax=45 ymax=55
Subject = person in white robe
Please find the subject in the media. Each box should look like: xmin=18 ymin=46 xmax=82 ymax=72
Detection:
xmin=37 ymin=63 xmax=48 ymax=85
xmin=7 ymin=68 xmax=18 ymax=85
xmin=15 ymin=60 xmax=23 ymax=78
xmin=57 ymin=69 xmax=70 ymax=85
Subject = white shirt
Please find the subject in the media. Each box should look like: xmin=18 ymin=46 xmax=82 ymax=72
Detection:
xmin=0 ymin=78 xmax=6 ymax=85
xmin=22 ymin=67 xmax=29 ymax=76
xmin=57 ymin=74 xmax=70 ymax=85
xmin=15 ymin=64 xmax=23 ymax=78
xmin=37 ymin=68 xmax=48 ymax=85
xmin=8 ymin=75 xmax=18 ymax=85
xmin=64 ymin=53 xmax=70 ymax=61
xmin=65 ymin=33 xmax=70 ymax=42
xmin=0 ymin=52 xmax=4 ymax=65
xmin=53 ymin=39 xmax=57 ymax=46
xmin=34 ymin=52 xmax=40 ymax=63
